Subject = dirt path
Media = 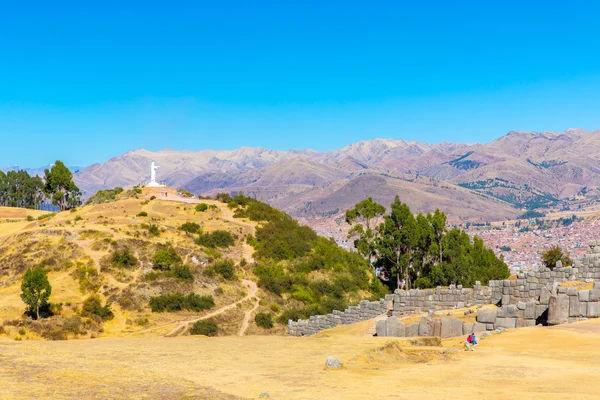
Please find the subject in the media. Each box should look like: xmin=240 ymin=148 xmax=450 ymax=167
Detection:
xmin=134 ymin=279 xmax=259 ymax=336
xmin=238 ymin=281 xmax=259 ymax=336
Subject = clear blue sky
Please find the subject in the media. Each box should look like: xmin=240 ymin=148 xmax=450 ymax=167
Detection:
xmin=1 ymin=1 xmax=600 ymax=167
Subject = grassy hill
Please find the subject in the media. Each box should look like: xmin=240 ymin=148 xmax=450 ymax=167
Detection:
xmin=0 ymin=190 xmax=385 ymax=340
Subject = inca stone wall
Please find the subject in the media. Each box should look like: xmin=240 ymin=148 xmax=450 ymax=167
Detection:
xmin=288 ymin=241 xmax=600 ymax=337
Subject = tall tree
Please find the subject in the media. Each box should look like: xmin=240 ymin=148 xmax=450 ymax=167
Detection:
xmin=377 ymin=196 xmax=417 ymax=289
xmin=44 ymin=161 xmax=81 ymax=211
xmin=21 ymin=267 xmax=52 ymax=320
xmin=542 ymin=245 xmax=573 ymax=270
xmin=346 ymin=197 xmax=385 ymax=266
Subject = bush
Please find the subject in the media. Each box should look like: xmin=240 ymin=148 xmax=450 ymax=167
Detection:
xmin=136 ymin=211 xmax=148 ymax=217
xmin=111 ymin=248 xmax=138 ymax=268
xmin=149 ymin=293 xmax=215 ymax=312
xmin=196 ymin=230 xmax=236 ymax=248
xmin=180 ymin=222 xmax=201 ymax=234
xmin=26 ymin=215 xmax=35 ymax=222
xmin=189 ymin=318 xmax=218 ymax=336
xmin=206 ymin=258 xmax=236 ymax=280
xmin=150 ymin=195 xmax=156 ymax=200
xmin=195 ymin=203 xmax=208 ymax=212
xmin=152 ymin=247 xmax=182 ymax=270
xmin=169 ymin=265 xmax=194 ymax=282
xmin=254 ymin=312 xmax=274 ymax=329
xmin=81 ymin=295 xmax=114 ymax=321
xmin=147 ymin=224 xmax=160 ymax=237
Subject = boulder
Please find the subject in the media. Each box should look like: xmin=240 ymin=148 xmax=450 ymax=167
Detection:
xmin=589 ymin=289 xmax=600 ymax=302
xmin=495 ymin=317 xmax=516 ymax=329
xmin=547 ymin=294 xmax=569 ymax=325
xmin=432 ymin=319 xmax=442 ymax=337
xmin=325 ymin=357 xmax=343 ymax=369
xmin=385 ymin=318 xmax=405 ymax=337
xmin=418 ymin=317 xmax=432 ymax=336
xmin=477 ymin=308 xmax=497 ymax=324
xmin=440 ymin=318 xmax=463 ymax=338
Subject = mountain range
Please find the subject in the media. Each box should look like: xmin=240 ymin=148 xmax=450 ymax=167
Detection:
xmin=73 ymin=128 xmax=600 ymax=224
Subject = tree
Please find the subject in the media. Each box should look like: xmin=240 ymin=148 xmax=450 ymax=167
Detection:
xmin=542 ymin=245 xmax=573 ymax=270
xmin=21 ymin=267 xmax=52 ymax=320
xmin=346 ymin=197 xmax=385 ymax=267
xmin=376 ymin=196 xmax=417 ymax=289
xmin=44 ymin=160 xmax=81 ymax=211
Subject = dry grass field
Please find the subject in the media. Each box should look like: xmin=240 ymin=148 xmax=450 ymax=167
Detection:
xmin=2 ymin=318 xmax=600 ymax=399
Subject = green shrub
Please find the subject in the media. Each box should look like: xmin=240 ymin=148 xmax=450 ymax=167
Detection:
xmin=150 ymin=195 xmax=156 ymax=200
xmin=152 ymin=247 xmax=182 ymax=270
xmin=37 ymin=213 xmax=56 ymax=220
xmin=195 ymin=203 xmax=208 ymax=212
xmin=26 ymin=215 xmax=35 ymax=222
xmin=254 ymin=312 xmax=274 ymax=329
xmin=74 ymin=215 xmax=83 ymax=222
xmin=111 ymin=248 xmax=138 ymax=268
xmin=149 ymin=293 xmax=215 ymax=312
xmin=196 ymin=230 xmax=236 ymax=248
xmin=81 ymin=295 xmax=114 ymax=321
xmin=179 ymin=222 xmax=201 ymax=234
xmin=169 ymin=265 xmax=194 ymax=282
xmin=206 ymin=258 xmax=236 ymax=280
xmin=189 ymin=318 xmax=218 ymax=336
xmin=147 ymin=224 xmax=160 ymax=237
xmin=136 ymin=211 xmax=148 ymax=217
xmin=214 ymin=193 xmax=233 ymax=203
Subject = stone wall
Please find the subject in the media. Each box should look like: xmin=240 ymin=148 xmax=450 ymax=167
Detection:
xmin=287 ymin=299 xmax=388 ymax=337
xmin=288 ymin=241 xmax=600 ymax=337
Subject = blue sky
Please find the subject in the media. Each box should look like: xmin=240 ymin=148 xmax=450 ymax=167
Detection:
xmin=1 ymin=1 xmax=599 ymax=167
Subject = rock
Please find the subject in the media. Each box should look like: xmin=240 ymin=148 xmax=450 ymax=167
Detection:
xmin=440 ymin=318 xmax=463 ymax=338
xmin=406 ymin=323 xmax=419 ymax=337
xmin=432 ymin=319 xmax=442 ymax=337
xmin=555 ymin=260 xmax=563 ymax=269
xmin=259 ymin=393 xmax=271 ymax=399
xmin=517 ymin=301 xmax=526 ymax=310
xmin=418 ymin=317 xmax=433 ymax=336
xmin=462 ymin=322 xmax=474 ymax=335
xmin=325 ymin=357 xmax=343 ymax=369
xmin=506 ymin=305 xmax=518 ymax=318
xmin=569 ymin=294 xmax=581 ymax=317
xmin=547 ymin=294 xmax=569 ymax=325
xmin=495 ymin=317 xmax=516 ymax=329
xmin=587 ymin=302 xmax=600 ymax=318
xmin=502 ymin=294 xmax=511 ymax=305
xmin=472 ymin=322 xmax=487 ymax=333
xmin=589 ymin=289 xmax=600 ymax=302
xmin=579 ymin=290 xmax=590 ymax=302
xmin=385 ymin=318 xmax=405 ymax=337
xmin=540 ymin=287 xmax=552 ymax=305
xmin=375 ymin=320 xmax=386 ymax=337
xmin=477 ymin=308 xmax=497 ymax=324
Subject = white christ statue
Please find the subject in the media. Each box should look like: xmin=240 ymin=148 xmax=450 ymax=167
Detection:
xmin=148 ymin=162 xmax=162 ymax=187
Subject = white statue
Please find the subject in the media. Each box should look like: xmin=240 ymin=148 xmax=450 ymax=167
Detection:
xmin=148 ymin=162 xmax=163 ymax=187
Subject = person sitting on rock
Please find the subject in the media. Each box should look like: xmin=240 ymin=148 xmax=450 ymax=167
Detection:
xmin=465 ymin=334 xmax=474 ymax=351
xmin=470 ymin=333 xmax=478 ymax=347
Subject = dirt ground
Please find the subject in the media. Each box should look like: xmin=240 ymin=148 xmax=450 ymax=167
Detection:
xmin=2 ymin=319 xmax=600 ymax=399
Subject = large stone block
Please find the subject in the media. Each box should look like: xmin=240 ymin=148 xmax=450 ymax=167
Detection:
xmin=506 ymin=304 xmax=518 ymax=318
xmin=587 ymin=302 xmax=600 ymax=318
xmin=569 ymin=294 xmax=581 ymax=317
xmin=376 ymin=320 xmax=386 ymax=336
xmin=540 ymin=287 xmax=552 ymax=305
xmin=589 ymin=289 xmax=600 ymax=302
xmin=432 ymin=319 xmax=442 ymax=337
xmin=495 ymin=317 xmax=516 ymax=329
xmin=579 ymin=290 xmax=590 ymax=302
xmin=472 ymin=322 xmax=487 ymax=333
xmin=385 ymin=318 xmax=406 ymax=337
xmin=548 ymin=294 xmax=569 ymax=325
xmin=406 ymin=323 xmax=419 ymax=337
xmin=418 ymin=316 xmax=433 ymax=336
xmin=440 ymin=318 xmax=463 ymax=338
xmin=462 ymin=322 xmax=474 ymax=335
xmin=477 ymin=308 xmax=497 ymax=324
xmin=516 ymin=319 xmax=536 ymax=328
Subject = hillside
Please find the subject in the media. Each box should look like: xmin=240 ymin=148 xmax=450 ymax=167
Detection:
xmin=73 ymin=129 xmax=600 ymax=230
xmin=0 ymin=190 xmax=385 ymax=339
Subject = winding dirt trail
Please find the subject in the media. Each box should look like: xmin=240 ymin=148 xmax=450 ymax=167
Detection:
xmin=134 ymin=279 xmax=259 ymax=337
xmin=238 ymin=285 xmax=260 ymax=336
